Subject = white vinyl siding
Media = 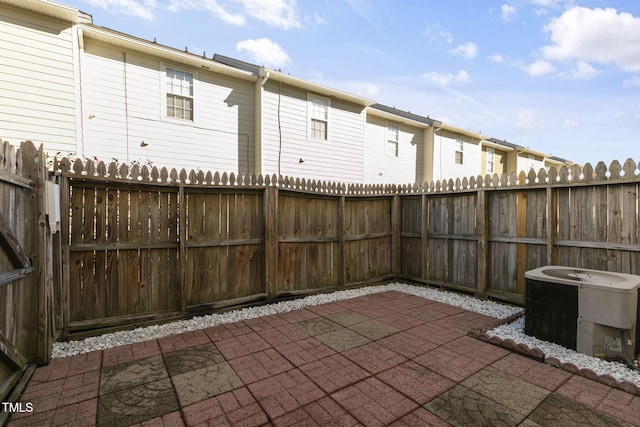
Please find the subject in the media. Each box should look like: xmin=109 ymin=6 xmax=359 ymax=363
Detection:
xmin=0 ymin=6 xmax=77 ymax=155
xmin=81 ymin=40 xmax=254 ymax=173
xmin=261 ymin=81 xmax=365 ymax=183
xmin=431 ymin=131 xmax=482 ymax=181
xmin=364 ymin=115 xmax=421 ymax=183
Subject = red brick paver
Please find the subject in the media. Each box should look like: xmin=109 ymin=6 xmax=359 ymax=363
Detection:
xmin=7 ymin=290 xmax=640 ymax=427
xmin=331 ymin=377 xmax=419 ymax=427
xmin=299 ymin=353 xmax=370 ymax=394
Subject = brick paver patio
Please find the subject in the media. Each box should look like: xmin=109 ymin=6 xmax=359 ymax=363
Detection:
xmin=6 ymin=290 xmax=640 ymax=426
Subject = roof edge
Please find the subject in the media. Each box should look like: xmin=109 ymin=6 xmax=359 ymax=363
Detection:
xmin=79 ymin=24 xmax=257 ymax=82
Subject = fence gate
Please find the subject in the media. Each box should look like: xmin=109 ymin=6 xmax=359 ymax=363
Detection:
xmin=0 ymin=140 xmax=57 ymax=424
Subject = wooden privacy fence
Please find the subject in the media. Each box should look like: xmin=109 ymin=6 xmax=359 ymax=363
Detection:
xmin=0 ymin=140 xmax=58 ymax=416
xmin=55 ymin=156 xmax=640 ymax=340
xmin=399 ymin=161 xmax=640 ymax=304
xmin=3 ymin=136 xmax=640 ymax=359
xmin=58 ymin=157 xmax=398 ymax=339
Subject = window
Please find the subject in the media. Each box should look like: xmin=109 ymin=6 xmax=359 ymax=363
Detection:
xmin=486 ymin=148 xmax=495 ymax=173
xmin=386 ymin=124 xmax=399 ymax=157
xmin=528 ymin=154 xmax=536 ymax=170
xmin=165 ymin=68 xmax=193 ymax=121
xmin=454 ymin=139 xmax=464 ymax=165
xmin=309 ymin=96 xmax=329 ymax=140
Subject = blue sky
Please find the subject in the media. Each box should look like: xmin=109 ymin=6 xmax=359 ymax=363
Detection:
xmin=64 ymin=0 xmax=639 ymax=166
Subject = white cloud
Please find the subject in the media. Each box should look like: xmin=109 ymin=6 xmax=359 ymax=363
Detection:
xmin=424 ymin=70 xmax=470 ymax=86
xmin=347 ymin=82 xmax=379 ymax=98
xmin=489 ymin=54 xmax=505 ymax=63
xmin=239 ymin=0 xmax=300 ymax=29
xmin=524 ymin=60 xmax=555 ymax=76
xmin=562 ymin=118 xmax=577 ymax=127
xmin=236 ymin=38 xmax=291 ymax=68
xmin=166 ymin=0 xmax=300 ymax=28
xmin=310 ymin=12 xmax=325 ymax=25
xmin=567 ymin=60 xmax=597 ymax=80
xmin=501 ymin=4 xmax=516 ymax=22
xmin=423 ymin=24 xmax=453 ymax=44
xmin=344 ymin=0 xmax=370 ymax=19
xmin=450 ymin=42 xmax=478 ymax=59
xmin=623 ymin=76 xmax=640 ymax=87
xmin=84 ymin=0 xmax=155 ymax=20
xmin=541 ymin=7 xmax=640 ymax=72
xmin=515 ymin=109 xmax=538 ymax=129
xmin=531 ymin=0 xmax=560 ymax=7
xmin=201 ymin=0 xmax=245 ymax=25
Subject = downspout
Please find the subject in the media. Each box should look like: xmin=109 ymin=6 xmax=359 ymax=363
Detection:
xmin=259 ymin=69 xmax=282 ymax=177
xmin=258 ymin=69 xmax=271 ymax=176
xmin=123 ymin=52 xmax=130 ymax=164
xmin=75 ymin=27 xmax=85 ymax=159
xmin=434 ymin=121 xmax=444 ymax=181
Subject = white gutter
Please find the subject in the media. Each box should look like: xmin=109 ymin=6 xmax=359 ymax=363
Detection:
xmin=1 ymin=0 xmax=80 ymax=23
xmin=439 ymin=123 xmax=484 ymax=140
xmin=259 ymin=68 xmax=374 ymax=107
xmin=261 ymin=71 xmax=270 ymax=87
xmin=78 ymin=24 xmax=258 ymax=82
xmin=366 ymin=108 xmax=436 ymax=129
xmin=482 ymin=139 xmax=515 ymax=151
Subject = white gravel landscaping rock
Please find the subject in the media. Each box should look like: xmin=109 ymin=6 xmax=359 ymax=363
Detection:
xmin=52 ymin=281 xmax=640 ymax=389
xmin=487 ymin=316 xmax=640 ymax=388
xmin=52 ymin=282 xmax=520 ymax=358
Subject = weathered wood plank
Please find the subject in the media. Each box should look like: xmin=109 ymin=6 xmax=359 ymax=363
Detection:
xmin=0 ymin=213 xmax=30 ymax=268
xmin=264 ymin=186 xmax=277 ymax=298
xmin=0 ymin=330 xmax=26 ymax=370
xmin=516 ymin=191 xmax=527 ymax=295
xmin=0 ymin=267 xmax=34 ymax=288
xmin=476 ymin=190 xmax=488 ymax=298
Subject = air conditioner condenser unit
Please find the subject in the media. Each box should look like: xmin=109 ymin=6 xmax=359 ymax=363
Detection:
xmin=524 ymin=266 xmax=640 ymax=361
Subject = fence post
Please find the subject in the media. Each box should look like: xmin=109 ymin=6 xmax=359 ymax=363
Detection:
xmin=179 ymin=185 xmax=186 ymax=312
xmin=264 ymin=185 xmax=278 ymax=298
xmin=391 ymin=195 xmax=401 ymax=278
xmin=476 ymin=190 xmax=488 ymax=298
xmin=546 ymin=186 xmax=558 ymax=265
xmin=59 ymin=163 xmax=70 ymax=340
xmin=421 ymin=193 xmax=428 ymax=280
xmin=516 ymin=191 xmax=527 ymax=295
xmin=338 ymin=195 xmax=345 ymax=286
xmin=18 ymin=142 xmax=51 ymax=364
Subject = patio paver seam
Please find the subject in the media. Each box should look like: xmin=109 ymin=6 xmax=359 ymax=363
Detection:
xmin=161 ymin=349 xmax=191 ymax=427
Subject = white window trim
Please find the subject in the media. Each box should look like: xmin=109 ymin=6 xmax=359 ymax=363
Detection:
xmin=386 ymin=123 xmax=399 ymax=158
xmin=486 ymin=147 xmax=495 ymax=174
xmin=454 ymin=138 xmax=464 ymax=165
xmin=161 ymin=64 xmax=197 ymax=123
xmin=307 ymin=94 xmax=330 ymax=141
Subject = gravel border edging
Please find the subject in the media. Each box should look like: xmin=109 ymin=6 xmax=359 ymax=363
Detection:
xmin=468 ymin=321 xmax=640 ymax=397
xmin=51 ymin=282 xmax=522 ymax=359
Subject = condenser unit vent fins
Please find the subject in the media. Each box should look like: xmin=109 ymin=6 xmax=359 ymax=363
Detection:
xmin=525 ymin=278 xmax=578 ymax=350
